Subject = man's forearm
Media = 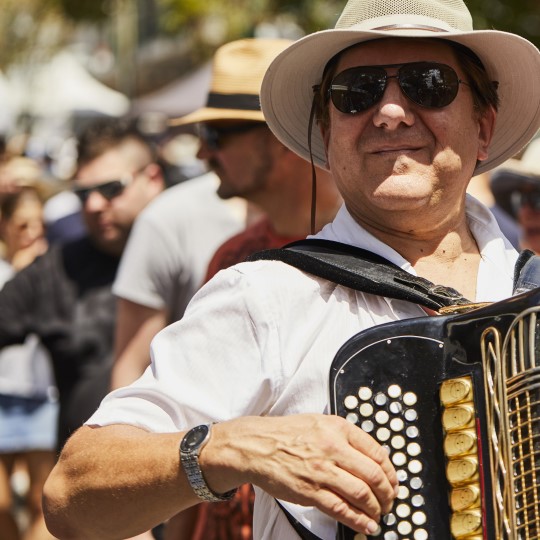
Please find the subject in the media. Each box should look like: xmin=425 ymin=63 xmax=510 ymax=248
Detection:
xmin=43 ymin=424 xmax=202 ymax=540
xmin=44 ymin=415 xmax=398 ymax=539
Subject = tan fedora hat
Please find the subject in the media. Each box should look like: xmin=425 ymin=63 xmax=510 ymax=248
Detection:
xmin=491 ymin=137 xmax=540 ymax=218
xmin=260 ymin=0 xmax=540 ymax=175
xmin=170 ymin=38 xmax=293 ymax=126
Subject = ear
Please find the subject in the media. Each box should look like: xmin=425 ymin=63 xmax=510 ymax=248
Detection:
xmin=145 ymin=163 xmax=166 ymax=190
xmin=476 ymin=105 xmax=497 ymax=163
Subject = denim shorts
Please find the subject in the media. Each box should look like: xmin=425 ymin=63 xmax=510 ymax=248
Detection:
xmin=0 ymin=394 xmax=59 ymax=452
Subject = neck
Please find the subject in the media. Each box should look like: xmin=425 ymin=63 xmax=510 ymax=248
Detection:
xmin=353 ymin=205 xmax=481 ymax=300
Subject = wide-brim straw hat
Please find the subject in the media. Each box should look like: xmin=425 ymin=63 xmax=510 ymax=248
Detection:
xmin=260 ymin=0 xmax=540 ymax=175
xmin=170 ymin=38 xmax=293 ymax=126
xmin=490 ymin=137 xmax=540 ymax=217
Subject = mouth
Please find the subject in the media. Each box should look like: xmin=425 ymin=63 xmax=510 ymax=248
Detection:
xmin=372 ymin=146 xmax=422 ymax=156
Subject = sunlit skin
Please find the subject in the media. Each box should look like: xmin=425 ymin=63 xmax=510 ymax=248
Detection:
xmin=197 ymin=122 xmax=275 ymax=201
xmin=322 ymin=38 xmax=495 ymax=256
xmin=74 ymin=142 xmax=159 ymax=256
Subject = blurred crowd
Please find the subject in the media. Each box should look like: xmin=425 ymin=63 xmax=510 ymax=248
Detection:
xmin=0 ymin=35 xmax=539 ymax=540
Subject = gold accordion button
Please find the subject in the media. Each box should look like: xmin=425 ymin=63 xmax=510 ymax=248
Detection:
xmin=444 ymin=429 xmax=478 ymax=457
xmin=440 ymin=378 xmax=473 ymax=405
xmin=450 ymin=485 xmax=481 ymax=511
xmin=442 ymin=404 xmax=475 ymax=431
xmin=450 ymin=509 xmax=482 ymax=537
xmin=446 ymin=456 xmax=479 ymax=484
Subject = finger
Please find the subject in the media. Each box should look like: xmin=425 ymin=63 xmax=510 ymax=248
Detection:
xmin=336 ymin=429 xmax=398 ymax=514
xmin=313 ymin=486 xmax=384 ymax=535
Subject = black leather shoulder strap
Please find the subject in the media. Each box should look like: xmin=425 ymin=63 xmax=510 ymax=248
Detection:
xmin=247 ymin=238 xmax=470 ymax=311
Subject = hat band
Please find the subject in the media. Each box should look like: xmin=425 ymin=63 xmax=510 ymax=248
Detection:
xmin=372 ymin=24 xmax=448 ymax=33
xmin=206 ymin=92 xmax=261 ymax=111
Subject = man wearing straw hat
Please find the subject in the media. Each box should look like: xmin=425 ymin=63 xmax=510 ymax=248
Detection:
xmin=43 ymin=0 xmax=540 ymax=539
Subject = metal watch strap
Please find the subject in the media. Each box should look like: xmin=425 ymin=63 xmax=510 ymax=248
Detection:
xmin=180 ymin=425 xmax=237 ymax=503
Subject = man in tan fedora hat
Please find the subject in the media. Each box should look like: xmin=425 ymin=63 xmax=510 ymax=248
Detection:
xmin=491 ymin=136 xmax=540 ymax=253
xmin=43 ymin=0 xmax=540 ymax=539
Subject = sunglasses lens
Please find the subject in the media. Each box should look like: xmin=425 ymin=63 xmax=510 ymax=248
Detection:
xmin=74 ymin=180 xmax=125 ymax=203
xmin=329 ymin=63 xmax=461 ymax=114
xmin=330 ymin=67 xmax=386 ymax=114
xmin=98 ymin=181 xmax=125 ymax=200
xmin=399 ymin=63 xmax=459 ymax=108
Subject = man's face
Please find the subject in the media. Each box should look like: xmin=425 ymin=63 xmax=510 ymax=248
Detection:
xmin=322 ymin=38 xmax=495 ymax=230
xmin=196 ymin=122 xmax=276 ymax=201
xmin=73 ymin=143 xmax=157 ymax=255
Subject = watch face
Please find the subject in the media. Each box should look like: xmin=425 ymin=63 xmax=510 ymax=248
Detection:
xmin=181 ymin=424 xmax=210 ymax=452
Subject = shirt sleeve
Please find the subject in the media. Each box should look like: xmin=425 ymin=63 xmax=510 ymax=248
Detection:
xmin=88 ymin=264 xmax=282 ymax=432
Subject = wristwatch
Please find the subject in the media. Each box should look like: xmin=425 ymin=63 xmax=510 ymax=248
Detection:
xmin=179 ymin=423 xmax=237 ymax=502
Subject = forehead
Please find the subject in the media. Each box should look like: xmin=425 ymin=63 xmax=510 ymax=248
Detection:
xmin=76 ymin=147 xmax=135 ymax=185
xmin=336 ymin=38 xmax=459 ymax=71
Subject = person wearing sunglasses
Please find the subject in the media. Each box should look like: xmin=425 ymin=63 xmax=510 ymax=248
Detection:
xmin=0 ymin=118 xmax=165 ymax=464
xmin=43 ymin=1 xmax=540 ymax=539
xmin=491 ymin=137 xmax=540 ymax=254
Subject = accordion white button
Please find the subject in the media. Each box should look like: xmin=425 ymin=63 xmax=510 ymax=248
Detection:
xmin=359 ymin=403 xmax=374 ymax=417
xmin=396 ymin=503 xmax=411 ymax=518
xmin=407 ymin=442 xmax=421 ymax=456
xmin=397 ymin=485 xmax=410 ymax=499
xmin=397 ymin=520 xmax=412 ymax=535
xmin=403 ymin=392 xmax=417 ymax=406
xmin=389 ymin=401 xmax=403 ymax=414
xmin=390 ymin=418 xmax=405 ymax=431
xmin=391 ymin=435 xmax=406 ymax=449
xmin=375 ymin=411 xmax=390 ymax=424
xmin=387 ymin=384 xmax=402 ymax=398
xmin=410 ymin=477 xmax=423 ymax=490
xmin=406 ymin=426 xmax=419 ymax=439
xmin=345 ymin=412 xmax=359 ymax=424
xmin=412 ymin=511 xmax=427 ymax=525
xmin=392 ymin=452 xmax=407 ymax=466
xmin=408 ymin=459 xmax=423 ymax=474
xmin=376 ymin=427 xmax=391 ymax=442
xmin=413 ymin=529 xmax=428 ymax=540
xmin=358 ymin=387 xmax=372 ymax=400
xmin=344 ymin=395 xmax=359 ymax=409
xmin=361 ymin=420 xmax=374 ymax=433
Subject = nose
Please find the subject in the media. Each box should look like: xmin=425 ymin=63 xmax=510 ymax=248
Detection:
xmin=84 ymin=190 xmax=110 ymax=211
xmin=372 ymin=76 xmax=415 ymax=130
xmin=196 ymin=138 xmax=215 ymax=161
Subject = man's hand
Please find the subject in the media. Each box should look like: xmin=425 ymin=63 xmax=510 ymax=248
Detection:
xmin=202 ymin=414 xmax=398 ymax=536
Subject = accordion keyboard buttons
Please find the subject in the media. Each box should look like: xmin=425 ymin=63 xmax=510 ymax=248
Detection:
xmin=344 ymin=385 xmax=427 ymax=539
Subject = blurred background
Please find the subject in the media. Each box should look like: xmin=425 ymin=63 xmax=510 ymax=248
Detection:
xmin=0 ymin=0 xmax=538 ymax=183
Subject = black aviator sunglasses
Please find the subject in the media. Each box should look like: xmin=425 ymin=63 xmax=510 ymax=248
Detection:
xmin=318 ymin=62 xmax=470 ymax=114
xmin=73 ymin=164 xmax=149 ymax=204
xmin=198 ymin=123 xmax=265 ymax=151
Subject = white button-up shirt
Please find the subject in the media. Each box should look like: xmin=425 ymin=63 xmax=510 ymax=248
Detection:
xmin=87 ymin=196 xmax=518 ymax=539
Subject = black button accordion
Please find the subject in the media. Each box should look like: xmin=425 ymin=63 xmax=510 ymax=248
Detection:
xmin=330 ymin=288 xmax=540 ymax=540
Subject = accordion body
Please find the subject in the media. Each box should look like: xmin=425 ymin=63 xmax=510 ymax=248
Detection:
xmin=330 ymin=288 xmax=540 ymax=540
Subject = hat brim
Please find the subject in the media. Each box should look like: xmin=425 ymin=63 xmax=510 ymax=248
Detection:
xmin=261 ymin=27 xmax=540 ymax=175
xmin=169 ymin=107 xmax=265 ymax=126
xmin=490 ymin=161 xmax=540 ymax=217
